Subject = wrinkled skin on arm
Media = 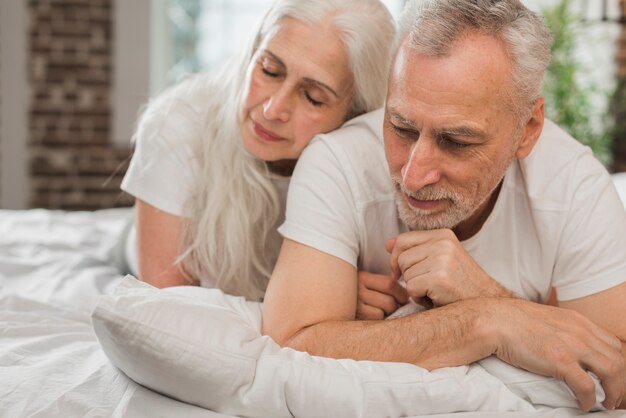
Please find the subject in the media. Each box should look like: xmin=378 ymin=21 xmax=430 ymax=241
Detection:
xmin=387 ymin=229 xmax=626 ymax=411
xmin=262 ymin=238 xmax=626 ymax=412
xmin=560 ymin=283 xmax=626 ymax=410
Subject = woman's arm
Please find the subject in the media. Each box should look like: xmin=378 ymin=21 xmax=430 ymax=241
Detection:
xmin=135 ymin=198 xmax=192 ymax=288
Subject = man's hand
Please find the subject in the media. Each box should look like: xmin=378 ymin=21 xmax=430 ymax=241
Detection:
xmin=488 ymin=298 xmax=626 ymax=411
xmin=356 ymin=271 xmax=408 ymax=319
xmin=264 ymin=240 xmax=626 ymax=412
xmin=387 ymin=229 xmax=513 ymax=306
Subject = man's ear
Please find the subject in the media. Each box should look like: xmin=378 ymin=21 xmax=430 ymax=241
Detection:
xmin=515 ymin=97 xmax=545 ymax=160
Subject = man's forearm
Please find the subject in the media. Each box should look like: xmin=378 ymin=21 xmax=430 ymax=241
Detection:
xmin=286 ymin=299 xmax=497 ymax=370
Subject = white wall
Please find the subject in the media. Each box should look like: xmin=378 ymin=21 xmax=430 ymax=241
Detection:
xmin=112 ymin=0 xmax=152 ymax=146
xmin=0 ymin=1 xmax=29 ymax=209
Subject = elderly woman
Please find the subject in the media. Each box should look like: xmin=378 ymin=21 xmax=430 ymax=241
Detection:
xmin=120 ymin=0 xmax=406 ymax=313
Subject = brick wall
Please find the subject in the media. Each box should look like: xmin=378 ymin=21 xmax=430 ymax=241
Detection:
xmin=28 ymin=0 xmax=133 ymax=210
xmin=614 ymin=0 xmax=626 ymax=172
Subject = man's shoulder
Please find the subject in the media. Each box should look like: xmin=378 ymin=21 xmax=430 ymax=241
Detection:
xmin=298 ymin=108 xmax=393 ymax=205
xmin=312 ymin=108 xmax=385 ymax=152
xmin=517 ymin=119 xmax=610 ymax=211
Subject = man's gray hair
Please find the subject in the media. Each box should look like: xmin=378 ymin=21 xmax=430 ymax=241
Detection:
xmin=398 ymin=0 xmax=553 ymax=119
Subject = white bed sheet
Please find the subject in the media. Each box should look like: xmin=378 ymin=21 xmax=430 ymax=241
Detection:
xmin=0 ymin=208 xmax=234 ymax=418
xmin=1 ymin=206 xmax=625 ymax=418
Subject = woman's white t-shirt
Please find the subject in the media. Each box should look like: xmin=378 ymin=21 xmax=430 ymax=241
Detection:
xmin=120 ymin=76 xmax=290 ymax=286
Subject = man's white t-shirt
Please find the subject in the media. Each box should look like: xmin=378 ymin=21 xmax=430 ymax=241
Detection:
xmin=120 ymin=74 xmax=291 ymax=285
xmin=279 ymin=109 xmax=626 ymax=302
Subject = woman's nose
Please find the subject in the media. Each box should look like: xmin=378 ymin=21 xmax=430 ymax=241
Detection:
xmin=262 ymin=86 xmax=291 ymax=122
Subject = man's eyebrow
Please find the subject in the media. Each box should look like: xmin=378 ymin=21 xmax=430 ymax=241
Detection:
xmin=387 ymin=110 xmax=418 ymax=130
xmin=432 ymin=126 xmax=487 ymax=139
xmin=262 ymin=50 xmax=340 ymax=99
xmin=388 ymin=108 xmax=487 ymax=140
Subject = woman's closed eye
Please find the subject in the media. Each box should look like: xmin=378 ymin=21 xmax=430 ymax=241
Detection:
xmin=262 ymin=68 xmax=280 ymax=78
xmin=259 ymin=56 xmax=283 ymax=78
xmin=261 ymin=64 xmax=282 ymax=78
xmin=304 ymin=91 xmax=324 ymax=107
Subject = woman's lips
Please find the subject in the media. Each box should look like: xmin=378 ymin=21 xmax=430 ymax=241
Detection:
xmin=252 ymin=121 xmax=286 ymax=142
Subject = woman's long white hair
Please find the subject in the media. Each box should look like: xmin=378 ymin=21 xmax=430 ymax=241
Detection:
xmin=138 ymin=0 xmax=395 ymax=300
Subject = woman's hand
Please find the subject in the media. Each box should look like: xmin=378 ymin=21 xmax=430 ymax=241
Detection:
xmin=356 ymin=271 xmax=409 ymax=319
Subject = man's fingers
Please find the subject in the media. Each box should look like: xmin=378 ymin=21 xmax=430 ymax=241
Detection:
xmin=573 ymin=316 xmax=625 ymax=409
xmin=589 ymin=323 xmax=623 ymax=352
xmin=388 ymin=229 xmax=455 ymax=281
xmin=396 ymin=247 xmax=429 ymax=278
xmin=389 ymin=239 xmax=426 ymax=281
xmin=583 ymin=352 xmax=626 ymax=411
xmin=385 ymin=238 xmax=395 ymax=254
xmin=388 ymin=230 xmax=437 ymax=281
xmin=413 ymin=296 xmax=434 ymax=310
xmin=562 ymin=367 xmax=597 ymax=412
xmin=392 ymin=283 xmax=410 ymax=305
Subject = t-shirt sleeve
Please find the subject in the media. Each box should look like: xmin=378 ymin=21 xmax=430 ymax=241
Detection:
xmin=121 ymin=86 xmax=201 ymax=217
xmin=278 ymin=137 xmax=361 ymax=267
xmin=552 ymin=153 xmax=626 ymax=301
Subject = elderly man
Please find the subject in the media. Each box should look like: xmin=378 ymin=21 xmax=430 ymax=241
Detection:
xmin=262 ymin=0 xmax=626 ymax=412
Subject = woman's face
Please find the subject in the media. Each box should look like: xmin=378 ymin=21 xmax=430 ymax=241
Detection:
xmin=241 ymin=17 xmax=354 ymax=164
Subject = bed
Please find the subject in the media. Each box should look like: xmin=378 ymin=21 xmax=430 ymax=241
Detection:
xmin=1 ymin=173 xmax=626 ymax=418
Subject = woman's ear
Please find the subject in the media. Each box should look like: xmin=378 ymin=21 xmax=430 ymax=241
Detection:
xmin=515 ymin=97 xmax=545 ymax=160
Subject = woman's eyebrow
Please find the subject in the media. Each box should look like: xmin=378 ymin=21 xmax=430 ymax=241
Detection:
xmin=302 ymin=78 xmax=339 ymax=99
xmin=262 ymin=50 xmax=286 ymax=69
xmin=263 ymin=50 xmax=339 ymax=99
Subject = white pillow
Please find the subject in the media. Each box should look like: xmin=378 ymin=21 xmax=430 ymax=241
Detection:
xmin=92 ymin=276 xmax=603 ymax=417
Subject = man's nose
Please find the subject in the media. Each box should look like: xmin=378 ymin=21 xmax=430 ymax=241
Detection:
xmin=263 ymin=86 xmax=292 ymax=122
xmin=401 ymin=138 xmax=441 ymax=191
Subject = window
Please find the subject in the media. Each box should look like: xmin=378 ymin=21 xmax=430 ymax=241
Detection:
xmin=153 ymin=0 xmax=406 ymax=93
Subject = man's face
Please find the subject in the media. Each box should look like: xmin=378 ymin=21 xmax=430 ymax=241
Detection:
xmin=384 ymin=33 xmax=530 ymax=238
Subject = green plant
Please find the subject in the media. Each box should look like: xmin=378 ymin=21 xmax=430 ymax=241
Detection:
xmin=611 ymin=79 xmax=626 ymax=172
xmin=542 ymin=0 xmax=614 ymax=166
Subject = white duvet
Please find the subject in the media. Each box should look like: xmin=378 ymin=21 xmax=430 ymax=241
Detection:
xmin=0 ymin=209 xmax=228 ymax=418
xmin=1 ymin=172 xmax=626 ymax=418
xmin=92 ymin=276 xmax=609 ymax=418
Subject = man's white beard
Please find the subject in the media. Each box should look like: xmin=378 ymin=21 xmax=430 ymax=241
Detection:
xmin=391 ymin=175 xmax=474 ymax=231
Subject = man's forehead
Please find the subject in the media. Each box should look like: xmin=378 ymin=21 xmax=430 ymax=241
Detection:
xmin=387 ymin=35 xmax=513 ymax=115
